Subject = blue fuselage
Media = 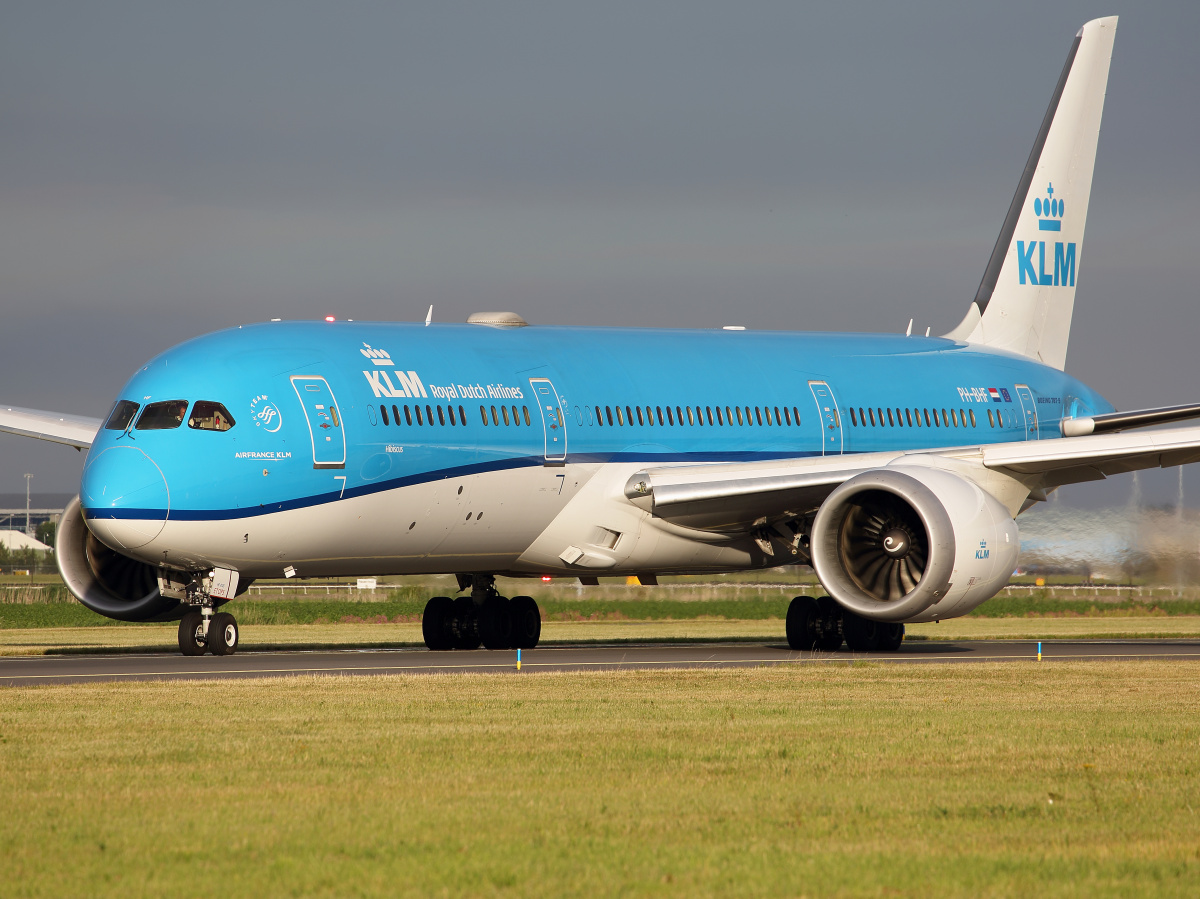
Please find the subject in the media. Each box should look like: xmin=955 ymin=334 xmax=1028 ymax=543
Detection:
xmin=78 ymin=321 xmax=1112 ymax=576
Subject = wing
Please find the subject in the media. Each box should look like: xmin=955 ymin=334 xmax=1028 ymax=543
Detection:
xmin=625 ymin=424 xmax=1200 ymax=532
xmin=0 ymin=405 xmax=102 ymax=450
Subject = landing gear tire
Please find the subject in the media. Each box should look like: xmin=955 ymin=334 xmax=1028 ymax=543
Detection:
xmin=479 ymin=595 xmax=512 ymax=650
xmin=451 ymin=596 xmax=481 ymax=650
xmin=209 ymin=612 xmax=239 ymax=656
xmin=178 ymin=611 xmax=207 ymax=656
xmin=509 ymin=595 xmax=541 ymax=649
xmin=877 ymin=622 xmax=905 ymax=652
xmin=815 ymin=596 xmax=844 ymax=651
xmin=842 ymin=610 xmax=881 ymax=653
xmin=423 ymin=596 xmax=455 ymax=650
xmin=785 ymin=596 xmax=820 ymax=651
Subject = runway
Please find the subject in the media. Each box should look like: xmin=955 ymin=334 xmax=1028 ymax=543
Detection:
xmin=3 ymin=639 xmax=1200 ymax=686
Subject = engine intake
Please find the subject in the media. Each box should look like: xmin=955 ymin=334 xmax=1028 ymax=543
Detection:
xmin=811 ymin=467 xmax=1018 ymax=623
xmin=57 ymin=495 xmax=184 ymax=621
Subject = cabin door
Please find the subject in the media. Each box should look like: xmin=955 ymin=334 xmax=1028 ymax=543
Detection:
xmin=808 ymin=381 xmax=844 ymax=455
xmin=291 ymin=376 xmax=347 ymax=469
xmin=529 ymin=378 xmax=568 ymax=463
xmin=1015 ymin=384 xmax=1039 ymax=440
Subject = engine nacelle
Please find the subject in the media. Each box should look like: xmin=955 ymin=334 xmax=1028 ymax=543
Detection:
xmin=811 ymin=466 xmax=1019 ymax=623
xmin=57 ymin=495 xmax=184 ymax=622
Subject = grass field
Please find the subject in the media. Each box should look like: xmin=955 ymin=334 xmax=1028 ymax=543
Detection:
xmin=2 ymin=662 xmax=1199 ymax=897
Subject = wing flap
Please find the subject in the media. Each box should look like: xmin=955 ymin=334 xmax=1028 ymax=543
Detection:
xmin=982 ymin=424 xmax=1200 ymax=487
xmin=0 ymin=405 xmax=101 ymax=450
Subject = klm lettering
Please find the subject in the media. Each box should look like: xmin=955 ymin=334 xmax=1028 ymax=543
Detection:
xmin=363 ymin=370 xmax=428 ymax=399
xmin=1017 ymin=240 xmax=1075 ymax=287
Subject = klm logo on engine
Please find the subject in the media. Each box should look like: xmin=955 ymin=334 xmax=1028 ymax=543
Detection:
xmin=1016 ymin=182 xmax=1075 ymax=287
xmin=976 ymin=539 xmax=989 ymax=560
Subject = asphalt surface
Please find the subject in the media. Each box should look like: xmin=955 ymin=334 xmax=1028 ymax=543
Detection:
xmin=3 ymin=640 xmax=1200 ymax=686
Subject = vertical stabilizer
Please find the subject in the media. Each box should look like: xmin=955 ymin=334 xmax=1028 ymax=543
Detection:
xmin=945 ymin=17 xmax=1117 ymax=370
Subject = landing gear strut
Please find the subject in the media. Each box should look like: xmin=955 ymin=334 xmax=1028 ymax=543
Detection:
xmin=785 ymin=595 xmax=903 ymax=653
xmin=423 ymin=575 xmax=541 ymax=651
xmin=176 ymin=579 xmax=239 ymax=657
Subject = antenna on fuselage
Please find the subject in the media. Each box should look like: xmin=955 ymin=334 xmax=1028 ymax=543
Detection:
xmin=425 ymin=305 xmax=433 ymax=327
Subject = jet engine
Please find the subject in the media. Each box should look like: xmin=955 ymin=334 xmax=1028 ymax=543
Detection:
xmin=810 ymin=466 xmax=1019 ymax=623
xmin=56 ymin=495 xmax=184 ymax=621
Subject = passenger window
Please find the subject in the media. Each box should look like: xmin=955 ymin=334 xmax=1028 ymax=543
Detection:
xmin=735 ymin=407 xmax=744 ymax=426
xmin=868 ymin=408 xmax=876 ymax=427
xmin=636 ymin=406 xmax=644 ymax=426
xmin=706 ymin=407 xmax=714 ymax=426
xmin=416 ymin=406 xmax=424 ymax=426
xmin=905 ymin=409 xmax=912 ymax=427
xmin=755 ymin=407 xmax=763 ymax=426
xmin=391 ymin=404 xmax=401 ymax=425
xmin=626 ymin=405 xmax=634 ymax=426
xmin=656 ymin=406 xmax=664 ymax=426
xmin=501 ymin=406 xmax=510 ymax=426
xmin=666 ymin=407 xmax=674 ymax=426
xmin=459 ymin=405 xmax=467 ymax=426
xmin=523 ymin=406 xmax=531 ymax=426
xmin=886 ymin=409 xmax=894 ymax=427
xmin=380 ymin=405 xmax=390 ymax=426
xmin=987 ymin=409 xmax=995 ymax=427
xmin=673 ymin=406 xmax=682 ymax=425
xmin=849 ymin=407 xmax=857 ymax=427
xmin=188 ymin=401 xmax=235 ymax=432
xmin=446 ymin=406 xmax=454 ymax=426
xmin=404 ymin=406 xmax=413 ymax=426
xmin=104 ymin=400 xmax=140 ymax=431
xmin=425 ymin=405 xmax=434 ymax=426
xmin=792 ymin=407 xmax=801 ymax=425
xmin=137 ymin=400 xmax=189 ymax=431
xmin=998 ymin=411 xmax=1005 ymax=427
xmin=765 ymin=407 xmax=773 ymax=426
xmin=687 ymin=406 xmax=695 ymax=426
xmin=784 ymin=407 xmax=792 ymax=426
xmin=616 ymin=407 xmax=625 ymax=426
xmin=969 ymin=409 xmax=977 ymax=428
xmin=646 ymin=406 xmax=654 ymax=426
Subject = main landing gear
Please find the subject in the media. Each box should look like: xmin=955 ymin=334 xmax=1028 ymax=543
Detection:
xmin=422 ymin=575 xmax=541 ymax=651
xmin=785 ymin=595 xmax=904 ymax=653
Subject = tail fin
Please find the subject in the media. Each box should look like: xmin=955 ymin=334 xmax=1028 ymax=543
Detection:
xmin=945 ymin=16 xmax=1117 ymax=370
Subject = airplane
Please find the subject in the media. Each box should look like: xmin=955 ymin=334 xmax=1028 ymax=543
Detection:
xmin=4 ymin=16 xmax=1199 ymax=658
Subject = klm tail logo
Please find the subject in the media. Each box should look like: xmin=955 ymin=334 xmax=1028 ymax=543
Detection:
xmin=1017 ymin=182 xmax=1075 ymax=287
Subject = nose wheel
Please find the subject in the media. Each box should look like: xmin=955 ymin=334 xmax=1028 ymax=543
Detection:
xmin=178 ymin=607 xmax=239 ymax=656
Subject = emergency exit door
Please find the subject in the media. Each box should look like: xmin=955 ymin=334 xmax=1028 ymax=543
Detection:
xmin=529 ymin=378 xmax=567 ymax=462
xmin=291 ymin=376 xmax=346 ymax=469
xmin=808 ymin=380 xmax=844 ymax=455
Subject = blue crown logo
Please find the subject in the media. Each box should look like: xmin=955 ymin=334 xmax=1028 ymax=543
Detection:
xmin=1033 ymin=182 xmax=1063 ymax=231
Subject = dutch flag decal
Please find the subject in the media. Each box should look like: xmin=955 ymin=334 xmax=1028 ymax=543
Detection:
xmin=988 ymin=388 xmax=1002 ymax=402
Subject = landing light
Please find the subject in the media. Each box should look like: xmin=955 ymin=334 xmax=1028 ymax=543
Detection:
xmin=324 ymin=315 xmax=336 ymax=322
xmin=722 ymin=325 xmax=746 ymax=331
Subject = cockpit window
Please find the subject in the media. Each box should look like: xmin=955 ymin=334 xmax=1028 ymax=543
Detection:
xmin=104 ymin=400 xmax=140 ymax=431
xmin=136 ymin=400 xmax=189 ymax=431
xmin=188 ymin=401 xmax=236 ymax=432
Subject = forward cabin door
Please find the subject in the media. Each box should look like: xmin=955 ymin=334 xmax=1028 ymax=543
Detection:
xmin=529 ymin=378 xmax=567 ymax=463
xmin=1015 ymin=384 xmax=1039 ymax=440
xmin=291 ymin=376 xmax=347 ymax=469
xmin=808 ymin=380 xmax=844 ymax=455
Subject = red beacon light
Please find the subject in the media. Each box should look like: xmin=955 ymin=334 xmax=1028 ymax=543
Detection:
xmin=541 ymin=575 xmax=552 ymax=583
xmin=324 ymin=315 xmax=336 ymax=322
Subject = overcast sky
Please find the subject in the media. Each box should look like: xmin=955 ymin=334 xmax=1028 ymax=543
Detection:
xmin=2 ymin=1 xmax=1198 ymax=509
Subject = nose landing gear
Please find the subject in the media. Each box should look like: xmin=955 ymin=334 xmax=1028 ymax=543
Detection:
xmin=174 ymin=572 xmax=240 ymax=656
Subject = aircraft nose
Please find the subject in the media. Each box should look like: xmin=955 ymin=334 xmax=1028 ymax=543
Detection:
xmin=81 ymin=446 xmax=170 ymax=550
